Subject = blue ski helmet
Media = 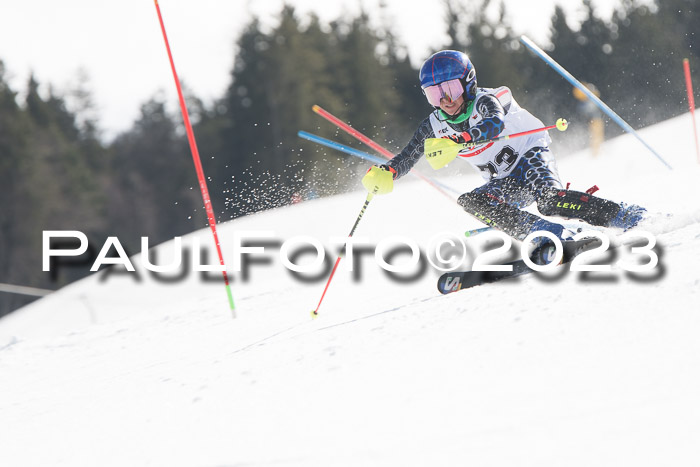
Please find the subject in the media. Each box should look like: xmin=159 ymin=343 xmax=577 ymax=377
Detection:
xmin=419 ymin=50 xmax=477 ymax=106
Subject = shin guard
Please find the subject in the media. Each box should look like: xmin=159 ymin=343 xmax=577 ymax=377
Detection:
xmin=537 ymin=187 xmax=621 ymax=226
xmin=459 ymin=191 xmax=556 ymax=240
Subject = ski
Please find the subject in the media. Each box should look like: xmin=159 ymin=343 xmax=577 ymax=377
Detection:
xmin=437 ymin=237 xmax=599 ymax=294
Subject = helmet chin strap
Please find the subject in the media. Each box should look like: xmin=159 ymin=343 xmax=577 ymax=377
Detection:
xmin=438 ymin=98 xmax=475 ymax=124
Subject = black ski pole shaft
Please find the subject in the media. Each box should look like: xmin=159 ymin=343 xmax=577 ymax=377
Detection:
xmin=311 ymin=191 xmax=376 ymax=318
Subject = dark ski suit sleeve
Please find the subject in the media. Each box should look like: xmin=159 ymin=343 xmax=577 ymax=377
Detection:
xmin=464 ymin=94 xmax=505 ymax=142
xmin=386 ymin=116 xmax=434 ymax=180
xmin=386 ymin=94 xmax=505 ymax=180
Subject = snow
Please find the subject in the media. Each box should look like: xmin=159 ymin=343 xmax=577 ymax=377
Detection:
xmin=1 ymin=112 xmax=700 ymax=466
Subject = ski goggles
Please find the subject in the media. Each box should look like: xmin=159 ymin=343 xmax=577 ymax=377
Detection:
xmin=422 ymin=78 xmax=465 ymax=107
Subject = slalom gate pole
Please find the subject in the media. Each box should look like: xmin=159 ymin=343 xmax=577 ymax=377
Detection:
xmin=0 ymin=282 xmax=53 ymax=297
xmin=311 ymin=190 xmax=376 ymax=318
xmin=298 ymin=131 xmax=460 ymax=196
xmin=311 ymin=105 xmax=459 ymax=202
xmin=520 ymin=35 xmax=673 ymax=170
xmin=298 ymin=131 xmax=385 ymax=165
xmin=154 ymin=0 xmax=236 ymax=316
xmin=683 ymin=58 xmax=700 ymax=163
xmin=312 ymin=105 xmax=395 ymax=158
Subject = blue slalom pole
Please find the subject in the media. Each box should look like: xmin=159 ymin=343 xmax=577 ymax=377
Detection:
xmin=520 ymin=35 xmax=672 ymax=170
xmin=298 ymin=131 xmax=385 ymax=165
xmin=298 ymin=131 xmax=461 ymax=196
xmin=465 ymin=227 xmax=493 ymax=237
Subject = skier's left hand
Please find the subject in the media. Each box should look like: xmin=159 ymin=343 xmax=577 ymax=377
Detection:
xmin=362 ymin=165 xmax=396 ymax=195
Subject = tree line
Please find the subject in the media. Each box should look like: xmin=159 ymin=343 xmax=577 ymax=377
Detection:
xmin=0 ymin=0 xmax=697 ymax=316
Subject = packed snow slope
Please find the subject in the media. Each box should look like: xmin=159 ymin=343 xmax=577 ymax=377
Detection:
xmin=2 ymin=112 xmax=700 ymax=466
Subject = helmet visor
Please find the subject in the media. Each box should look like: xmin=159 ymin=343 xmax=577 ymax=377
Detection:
xmin=423 ymin=79 xmax=464 ymax=107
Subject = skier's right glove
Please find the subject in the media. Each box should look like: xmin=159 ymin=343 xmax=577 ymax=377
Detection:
xmin=362 ymin=164 xmax=396 ymax=195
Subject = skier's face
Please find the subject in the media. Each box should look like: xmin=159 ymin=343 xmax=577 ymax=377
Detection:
xmin=439 ymin=93 xmax=464 ymax=116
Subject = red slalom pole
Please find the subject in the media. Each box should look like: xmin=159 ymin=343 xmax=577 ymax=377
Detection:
xmin=313 ymin=105 xmax=395 ymax=158
xmin=312 ymin=105 xmax=457 ymax=203
xmin=154 ymin=0 xmax=236 ymax=316
xmin=683 ymin=58 xmax=700 ymax=163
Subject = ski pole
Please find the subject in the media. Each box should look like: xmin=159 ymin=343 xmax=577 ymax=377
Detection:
xmin=424 ymin=119 xmax=569 ymax=170
xmin=467 ymin=118 xmax=568 ymax=147
xmin=311 ymin=105 xmax=459 ymax=203
xmin=311 ymin=190 xmax=376 ymax=318
xmin=447 ymin=118 xmax=568 ymax=149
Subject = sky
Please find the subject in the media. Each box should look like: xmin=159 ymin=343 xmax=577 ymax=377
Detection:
xmin=0 ymin=0 xmax=627 ymax=140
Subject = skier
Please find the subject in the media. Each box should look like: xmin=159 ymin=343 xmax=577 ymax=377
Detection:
xmin=361 ymin=50 xmax=646 ymax=246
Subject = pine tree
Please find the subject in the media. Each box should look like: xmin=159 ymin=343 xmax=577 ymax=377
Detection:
xmin=108 ymin=95 xmax=201 ymax=247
